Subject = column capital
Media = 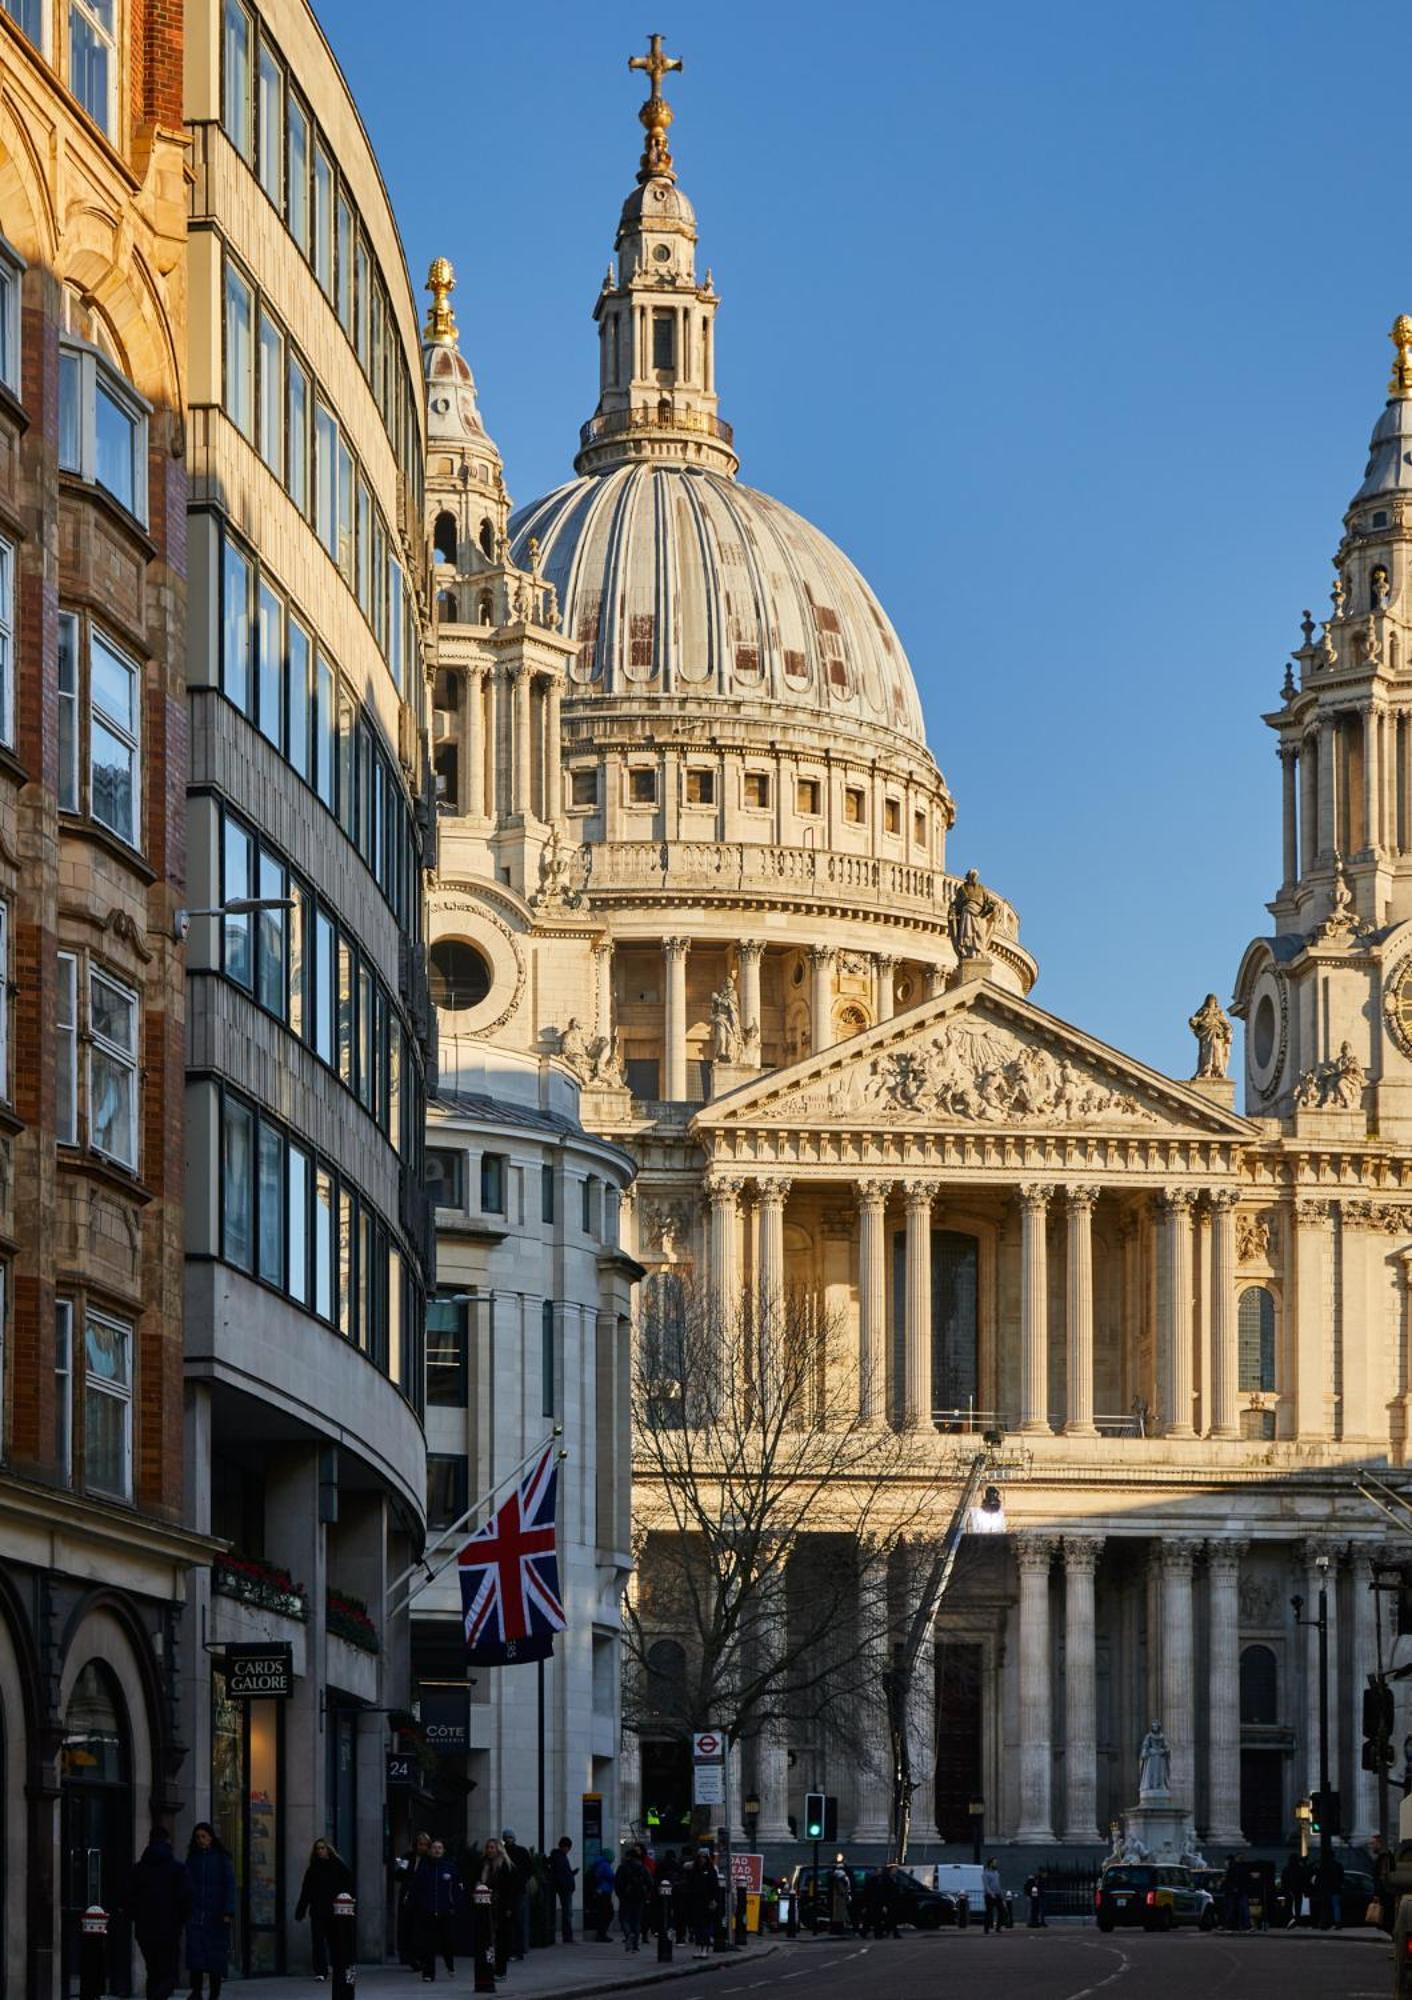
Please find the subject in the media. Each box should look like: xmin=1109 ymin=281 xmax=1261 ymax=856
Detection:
xmin=592 ymin=936 xmax=614 ymax=961
xmin=1301 ymin=1535 xmax=1344 ymax=1571
xmin=1206 ymin=1537 xmax=1250 ymax=1578
xmin=736 ymin=938 xmax=765 ymax=964
xmin=508 ymin=661 xmax=529 ymax=686
xmin=1063 ymin=1183 xmax=1099 ymax=1214
xmin=1018 ymin=1181 xmax=1054 ymax=1213
xmin=902 ymin=1178 xmax=937 ymax=1212
xmin=1277 ymin=740 xmax=1301 ymax=766
xmin=854 ymin=1178 xmax=894 ymax=1214
xmin=1154 ymin=1187 xmax=1196 ymax=1218
xmin=808 ymin=944 xmax=835 ymax=967
xmin=1160 ymin=1537 xmax=1203 ymax=1575
xmin=705 ymin=1171 xmax=745 ymax=1207
xmin=1207 ymin=1187 xmax=1240 ymax=1214
xmin=663 ymin=935 xmax=692 ymax=959
xmin=1015 ymin=1534 xmax=1058 ymax=1573
xmin=1294 ymin=1197 xmax=1332 ymax=1227
xmin=752 ymin=1175 xmax=792 ymax=1207
xmin=1062 ymin=1535 xmax=1104 ymax=1573
xmin=875 ymin=951 xmax=898 ymax=970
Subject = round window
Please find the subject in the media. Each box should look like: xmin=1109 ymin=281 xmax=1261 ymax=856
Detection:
xmin=1251 ymin=992 xmax=1276 ymax=1070
xmin=429 ymin=939 xmax=492 ymax=1012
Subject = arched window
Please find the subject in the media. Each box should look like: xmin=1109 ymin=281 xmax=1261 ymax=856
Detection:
xmin=433 ymin=510 xmax=457 ymax=565
xmin=1239 ymin=1643 xmax=1278 ymax=1725
xmin=1238 ymin=1286 xmax=1276 ymax=1392
xmin=478 ymin=517 xmax=494 ymax=559
xmin=478 ymin=591 xmax=493 ymax=625
xmin=437 ymin=589 xmax=458 ymax=623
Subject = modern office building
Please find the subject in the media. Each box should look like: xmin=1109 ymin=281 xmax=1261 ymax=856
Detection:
xmin=181 ymin=0 xmax=433 ymax=1967
xmin=0 ymin=5 xmax=203 ymax=1996
xmin=413 ymin=266 xmax=639 ymax=1858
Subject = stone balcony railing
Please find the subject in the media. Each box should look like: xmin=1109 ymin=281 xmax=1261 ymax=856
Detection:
xmin=579 ymin=839 xmax=1022 ymax=935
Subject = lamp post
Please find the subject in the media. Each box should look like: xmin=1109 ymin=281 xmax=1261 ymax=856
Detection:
xmin=743 ymin=1792 xmax=760 ymax=1850
xmin=1291 ymin=1554 xmax=1332 ymax=1868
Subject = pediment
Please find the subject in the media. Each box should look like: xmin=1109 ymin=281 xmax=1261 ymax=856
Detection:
xmin=695 ymin=982 xmax=1256 ymax=1140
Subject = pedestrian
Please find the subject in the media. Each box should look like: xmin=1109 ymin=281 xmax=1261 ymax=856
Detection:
xmin=549 ymin=1836 xmax=577 ymax=1943
xmin=1281 ymin=1850 xmax=1309 ymax=1927
xmin=407 ymin=1837 xmax=461 ymax=1980
xmin=614 ymin=1846 xmax=652 ymax=1954
xmin=125 ymin=1828 xmax=191 ymax=2000
xmin=684 ymin=1849 xmax=722 ymax=1959
xmin=1314 ymin=1848 xmax=1344 ymax=1930
xmin=183 ymin=1824 xmax=235 ymax=2000
xmin=294 ymin=1838 xmax=353 ymax=1980
xmin=395 ymin=1834 xmax=431 ymax=1965
xmin=589 ymin=1851 xmax=616 ymax=1940
xmin=1023 ymin=1870 xmax=1047 ymax=1927
xmin=981 ymin=1857 xmax=1004 ymax=1935
xmin=500 ymin=1829 xmax=532 ymax=1959
xmin=877 ymin=1862 xmax=901 ymax=1938
xmin=1369 ymin=1834 xmax=1396 ymax=1933
xmin=478 ymin=1838 xmax=516 ymax=1976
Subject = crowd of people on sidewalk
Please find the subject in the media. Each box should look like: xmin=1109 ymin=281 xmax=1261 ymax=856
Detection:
xmin=121 ymin=1825 xmax=242 ymax=2000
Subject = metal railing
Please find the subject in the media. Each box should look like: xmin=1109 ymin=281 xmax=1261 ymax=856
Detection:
xmin=931 ymin=1407 xmax=1005 ymax=1435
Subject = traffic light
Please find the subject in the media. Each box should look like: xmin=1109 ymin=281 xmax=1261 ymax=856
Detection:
xmin=1363 ymin=1678 xmax=1395 ymax=1772
xmin=1309 ymin=1788 xmax=1342 ymax=1836
xmin=823 ymin=1795 xmax=838 ymax=1840
xmin=805 ymin=1792 xmax=826 ymax=1840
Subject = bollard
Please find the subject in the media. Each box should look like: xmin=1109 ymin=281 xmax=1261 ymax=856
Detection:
xmin=330 ymin=1891 xmax=357 ymax=2000
xmin=79 ymin=1905 xmax=108 ymax=2000
xmin=473 ymin=1883 xmax=496 ymax=1994
xmin=657 ymin=1880 xmax=673 ymax=1962
xmin=957 ymin=1892 xmax=969 ymax=1931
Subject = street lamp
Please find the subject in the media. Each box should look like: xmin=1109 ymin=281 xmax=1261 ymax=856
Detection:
xmin=174 ymin=895 xmax=295 ymax=941
xmin=743 ymin=1792 xmax=760 ymax=1848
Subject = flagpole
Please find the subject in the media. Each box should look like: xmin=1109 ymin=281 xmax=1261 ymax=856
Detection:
xmin=537 ymin=1656 xmax=546 ymax=1857
xmin=383 ymin=1427 xmax=562 ymax=1624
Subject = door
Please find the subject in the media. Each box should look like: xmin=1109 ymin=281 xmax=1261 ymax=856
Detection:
xmin=1240 ymin=1749 xmax=1284 ymax=1846
xmin=60 ymin=1663 xmax=133 ymax=1997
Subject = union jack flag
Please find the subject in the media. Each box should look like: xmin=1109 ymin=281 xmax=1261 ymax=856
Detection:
xmin=457 ymin=1447 xmax=566 ymax=1666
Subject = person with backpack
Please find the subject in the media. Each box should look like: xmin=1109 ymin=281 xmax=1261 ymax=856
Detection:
xmin=613 ymin=1846 xmax=652 ymax=1954
xmin=406 ymin=1838 xmax=461 ymax=1979
xmin=589 ymin=1851 xmax=616 ymax=1941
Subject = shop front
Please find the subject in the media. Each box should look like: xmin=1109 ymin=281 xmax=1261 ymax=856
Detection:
xmin=211 ymin=1648 xmax=292 ymax=1974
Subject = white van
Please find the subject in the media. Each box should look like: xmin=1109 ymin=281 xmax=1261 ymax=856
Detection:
xmin=900 ymin=1862 xmax=995 ymax=1925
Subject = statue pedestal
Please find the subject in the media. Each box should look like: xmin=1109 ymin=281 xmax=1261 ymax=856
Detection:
xmin=580 ymin=1082 xmax=633 ymax=1121
xmin=1119 ymin=1794 xmax=1199 ymax=1865
xmin=1188 ymin=1076 xmax=1236 ymax=1109
xmin=710 ymin=1061 xmax=758 ymax=1099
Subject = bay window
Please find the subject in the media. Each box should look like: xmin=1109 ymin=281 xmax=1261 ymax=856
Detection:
xmin=90 ymin=630 xmax=139 ymax=845
xmin=58 ymin=614 xmax=79 ymax=809
xmin=224 ymin=258 xmax=254 ymax=439
xmin=0 ymin=534 xmax=12 ymax=748
xmin=89 ymin=968 xmax=138 ymax=1169
xmin=2 ymin=0 xmax=41 ymax=48
xmin=0 ymin=244 xmax=20 ymax=394
xmin=59 ymin=342 xmax=149 ymax=524
xmin=56 ymin=953 xmax=77 ymax=1144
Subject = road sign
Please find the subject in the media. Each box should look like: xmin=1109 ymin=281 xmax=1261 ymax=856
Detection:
xmin=693 ymin=1762 xmax=725 ymax=1806
xmin=692 ymin=1731 xmax=724 ymax=1762
xmin=730 ymin=1853 xmax=763 ymax=1894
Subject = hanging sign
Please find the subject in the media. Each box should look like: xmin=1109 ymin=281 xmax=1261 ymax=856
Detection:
xmin=692 ymin=1730 xmax=724 ymax=1763
xmin=223 ymin=1645 xmax=293 ymax=1699
xmin=693 ymin=1763 xmax=725 ymax=1806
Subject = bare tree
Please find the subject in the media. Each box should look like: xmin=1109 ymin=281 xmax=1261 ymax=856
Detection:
xmin=624 ymin=1277 xmax=974 ymax=1800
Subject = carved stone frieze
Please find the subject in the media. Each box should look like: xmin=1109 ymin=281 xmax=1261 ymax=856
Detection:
xmin=1237 ymin=1574 xmax=1282 ymax=1624
xmin=864 ymin=1023 xmax=1155 ymax=1126
xmin=1236 ymin=1210 xmax=1274 ymax=1263
xmin=1342 ymin=1198 xmax=1412 ymax=1235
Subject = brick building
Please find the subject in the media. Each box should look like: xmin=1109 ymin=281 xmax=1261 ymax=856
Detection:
xmin=0 ymin=3 xmax=209 ymax=1996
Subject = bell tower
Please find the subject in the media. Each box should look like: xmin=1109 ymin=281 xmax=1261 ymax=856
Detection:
xmin=1235 ymin=319 xmax=1412 ymax=1136
xmin=575 ymin=36 xmax=738 ymax=477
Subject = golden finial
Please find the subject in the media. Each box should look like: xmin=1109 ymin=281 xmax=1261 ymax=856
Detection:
xmin=628 ymin=33 xmax=682 ymax=182
xmin=425 ymin=258 xmax=457 ymax=344
xmin=1390 ymin=314 xmax=1412 ymax=399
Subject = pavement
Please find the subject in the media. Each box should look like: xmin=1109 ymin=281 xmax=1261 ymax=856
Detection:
xmin=230 ymin=1939 xmax=780 ymax=2000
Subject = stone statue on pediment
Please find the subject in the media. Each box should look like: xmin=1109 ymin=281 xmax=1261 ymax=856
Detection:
xmin=557 ymin=1017 xmax=591 ymax=1078
xmin=949 ymin=868 xmax=996 ymax=961
xmin=710 ymin=973 xmax=742 ymax=1064
xmin=1138 ymin=1722 xmax=1171 ymax=1799
xmin=1188 ymin=994 xmax=1231 ymax=1079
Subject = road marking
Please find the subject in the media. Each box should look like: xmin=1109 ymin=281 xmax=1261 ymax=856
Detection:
xmin=1058 ymin=1940 xmax=1135 ymax=2000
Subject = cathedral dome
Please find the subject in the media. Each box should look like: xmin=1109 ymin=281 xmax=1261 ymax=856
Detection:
xmin=508 ymin=465 xmax=927 ymax=741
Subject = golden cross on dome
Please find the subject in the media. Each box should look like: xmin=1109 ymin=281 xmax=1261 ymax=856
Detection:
xmin=628 ymin=33 xmax=683 ymax=182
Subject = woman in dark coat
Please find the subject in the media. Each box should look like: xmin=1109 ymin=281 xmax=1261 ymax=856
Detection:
xmin=294 ymin=1839 xmax=353 ymax=1978
xmin=477 ymin=1839 xmax=517 ymax=1976
xmin=126 ymin=1830 xmax=191 ymax=2000
xmin=407 ymin=1839 xmax=461 ymax=1980
xmin=683 ymin=1850 xmax=722 ymax=1960
xmin=184 ymin=1825 xmax=235 ymax=1999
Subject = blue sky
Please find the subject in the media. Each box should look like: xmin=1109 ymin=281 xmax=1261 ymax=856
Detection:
xmin=329 ymin=0 xmax=1406 ymax=1080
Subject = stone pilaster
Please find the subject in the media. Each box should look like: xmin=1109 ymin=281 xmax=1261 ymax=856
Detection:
xmin=902 ymin=1181 xmax=935 ymax=1428
xmin=1208 ymin=1191 xmax=1239 ymax=1439
xmin=1159 ymin=1538 xmax=1200 ymax=1803
xmin=875 ymin=953 xmax=897 ymax=1023
xmin=737 ymin=940 xmax=764 ymax=1066
xmin=662 ymin=936 xmax=690 ymax=1101
xmin=1016 ymin=1534 xmax=1058 ymax=1842
xmin=1205 ymin=1538 xmax=1247 ymax=1845
xmin=755 ymin=1564 xmax=793 ymax=1842
xmin=1018 ymin=1185 xmax=1053 ymax=1435
xmin=852 ymin=1542 xmax=894 ymax=1842
xmin=543 ymin=673 xmax=562 ymax=819
xmin=855 ymin=1180 xmax=892 ymax=1425
xmin=1061 ymin=1536 xmax=1103 ymax=1842
xmin=1063 ymin=1186 xmax=1098 ymax=1437
xmin=755 ymin=1176 xmax=790 ymax=1317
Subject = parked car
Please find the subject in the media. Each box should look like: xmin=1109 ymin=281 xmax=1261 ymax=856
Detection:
xmin=1341 ymin=1867 xmax=1376 ymax=1926
xmin=902 ymin=1862 xmax=1014 ymax=1927
xmin=788 ymin=1863 xmax=953 ymax=1930
xmin=1094 ymin=1863 xmax=1216 ymax=1933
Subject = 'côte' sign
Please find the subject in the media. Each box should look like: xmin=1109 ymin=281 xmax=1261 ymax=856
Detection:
xmin=224 ymin=1644 xmax=293 ymax=1699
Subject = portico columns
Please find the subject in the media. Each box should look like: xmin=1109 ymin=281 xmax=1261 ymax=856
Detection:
xmin=1159 ymin=1539 xmax=1199 ymax=1805
xmin=1156 ymin=1190 xmax=1196 ymax=1438
xmin=755 ymin=1566 xmax=793 ymax=1843
xmin=1280 ymin=741 xmax=1299 ymax=890
xmin=1018 ymin=1185 xmax=1053 ymax=1435
xmin=1206 ymin=1538 xmax=1247 ymax=1845
xmin=706 ymin=1174 xmax=744 ymax=1368
xmin=810 ymin=946 xmax=835 ymax=1053
xmin=856 ymin=1181 xmax=892 ymax=1425
xmin=1016 ymin=1535 xmax=1058 ymax=1842
xmin=756 ymin=1177 xmax=790 ymax=1318
xmin=1063 ymin=1186 xmax=1098 ymax=1437
xmin=663 ymin=936 xmax=690 ymax=1101
xmin=737 ymin=941 xmax=764 ymax=1066
xmin=512 ymin=666 xmax=533 ymax=817
xmin=906 ymin=1544 xmax=938 ymax=1841
xmin=1061 ymin=1537 xmax=1102 ymax=1842
xmin=544 ymin=674 xmax=563 ymax=820
xmin=902 ymin=1181 xmax=935 ymax=1428
xmin=1209 ymin=1190 xmax=1239 ymax=1439
xmin=465 ymin=666 xmax=485 ymax=818
xmin=853 ymin=1543 xmax=894 ymax=1842
xmin=876 ymin=954 xmax=896 ymax=1023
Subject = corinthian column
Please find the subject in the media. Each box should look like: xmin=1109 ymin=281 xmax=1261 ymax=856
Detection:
xmin=902 ymin=1181 xmax=935 ymax=1428
xmin=1016 ymin=1535 xmax=1057 ymax=1842
xmin=876 ymin=954 xmax=897 ymax=1023
xmin=512 ymin=665 xmax=533 ymax=816
xmin=1061 ymin=1537 xmax=1103 ymax=1842
xmin=852 ymin=1541 xmax=894 ymax=1843
xmin=544 ymin=674 xmax=563 ymax=820
xmin=1156 ymin=1190 xmax=1196 ymax=1438
xmin=856 ymin=1180 xmax=892 ymax=1425
xmin=1206 ymin=1538 xmax=1246 ymax=1844
xmin=1301 ymin=727 xmax=1318 ymax=875
xmin=1209 ymin=1191 xmax=1239 ymax=1439
xmin=1063 ymin=1186 xmax=1098 ymax=1437
xmin=1279 ymin=742 xmax=1299 ymax=890
xmin=1018 ymin=1185 xmax=1053 ymax=1435
xmin=464 ymin=666 xmax=485 ymax=819
xmin=907 ymin=1544 xmax=938 ymax=1841
xmin=810 ymin=946 xmax=834 ymax=1054
xmin=1159 ymin=1539 xmax=1199 ymax=1803
xmin=755 ymin=1177 xmax=790 ymax=1319
xmin=706 ymin=1173 xmax=743 ymax=1363
xmin=662 ymin=936 xmax=689 ymax=1101
xmin=737 ymin=941 xmax=764 ymax=1066
xmin=755 ymin=1563 xmax=793 ymax=1843
xmin=593 ymin=939 xmax=614 ymax=1050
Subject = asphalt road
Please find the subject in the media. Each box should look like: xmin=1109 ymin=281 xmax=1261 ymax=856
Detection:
xmin=664 ymin=1928 xmax=1395 ymax=1999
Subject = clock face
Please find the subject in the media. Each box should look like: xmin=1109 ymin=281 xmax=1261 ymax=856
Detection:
xmin=1388 ymin=962 xmax=1412 ymax=1059
xmin=652 ymin=244 xmax=672 ymax=263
